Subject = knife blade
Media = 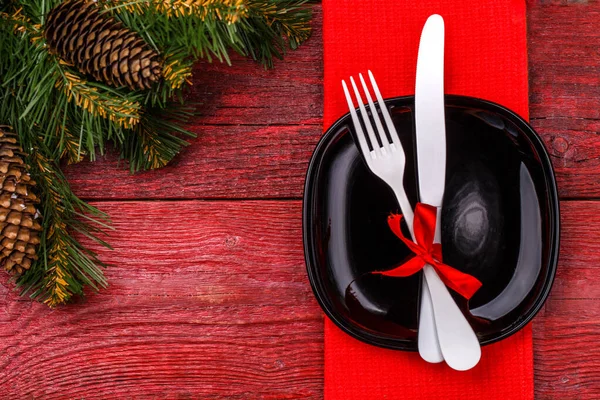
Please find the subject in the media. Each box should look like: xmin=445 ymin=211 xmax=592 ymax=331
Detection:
xmin=415 ymin=14 xmax=481 ymax=371
xmin=415 ymin=14 xmax=446 ymax=210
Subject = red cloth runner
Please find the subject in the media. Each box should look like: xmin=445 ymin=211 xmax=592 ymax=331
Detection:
xmin=322 ymin=1 xmax=533 ymax=399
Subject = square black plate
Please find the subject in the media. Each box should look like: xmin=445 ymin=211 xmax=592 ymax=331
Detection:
xmin=303 ymin=95 xmax=560 ymax=350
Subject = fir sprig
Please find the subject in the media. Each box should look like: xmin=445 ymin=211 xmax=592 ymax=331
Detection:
xmin=121 ymin=104 xmax=196 ymax=171
xmin=23 ymin=147 xmax=110 ymax=307
xmin=102 ymin=0 xmax=313 ymax=67
xmin=243 ymin=0 xmax=312 ymax=66
xmin=0 ymin=0 xmax=313 ymax=306
xmin=55 ymin=66 xmax=143 ymax=130
xmin=106 ymin=0 xmax=249 ymax=22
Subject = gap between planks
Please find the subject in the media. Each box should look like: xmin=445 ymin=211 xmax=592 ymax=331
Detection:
xmin=82 ymin=197 xmax=304 ymax=203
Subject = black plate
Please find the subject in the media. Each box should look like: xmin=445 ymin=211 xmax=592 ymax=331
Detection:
xmin=303 ymin=95 xmax=560 ymax=350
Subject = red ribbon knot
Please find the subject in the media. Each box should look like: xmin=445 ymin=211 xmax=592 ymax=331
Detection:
xmin=374 ymin=202 xmax=482 ymax=300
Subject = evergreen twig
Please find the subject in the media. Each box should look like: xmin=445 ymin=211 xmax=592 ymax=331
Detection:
xmin=16 ymin=137 xmax=110 ymax=307
xmin=0 ymin=0 xmax=313 ymax=306
xmin=121 ymin=104 xmax=195 ymax=171
xmin=54 ymin=65 xmax=142 ymax=129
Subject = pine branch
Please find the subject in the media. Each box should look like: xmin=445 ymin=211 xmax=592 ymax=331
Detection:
xmin=0 ymin=0 xmax=315 ymax=307
xmin=1 ymin=13 xmax=111 ymax=305
xmin=105 ymin=0 xmax=248 ymax=22
xmin=121 ymin=103 xmax=195 ymax=171
xmin=18 ymin=145 xmax=110 ymax=307
xmin=101 ymin=0 xmax=313 ymax=69
xmin=256 ymin=1 xmax=313 ymax=48
xmin=43 ymin=224 xmax=75 ymax=307
xmin=162 ymin=55 xmax=195 ymax=90
xmin=1 ymin=6 xmax=44 ymax=39
xmin=54 ymin=64 xmax=143 ymax=129
xmin=59 ymin=126 xmax=86 ymax=165
xmin=1 ymin=8 xmax=153 ymax=161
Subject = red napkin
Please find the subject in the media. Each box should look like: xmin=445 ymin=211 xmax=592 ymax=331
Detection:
xmin=322 ymin=1 xmax=533 ymax=399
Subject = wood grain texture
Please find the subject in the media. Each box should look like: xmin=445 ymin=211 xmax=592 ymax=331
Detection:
xmin=533 ymin=201 xmax=600 ymax=400
xmin=533 ymin=298 xmax=600 ymax=400
xmin=528 ymin=1 xmax=600 ymax=199
xmin=64 ymin=124 xmax=321 ymax=200
xmin=0 ymin=200 xmax=599 ymax=399
xmin=0 ymin=201 xmax=324 ymax=399
xmin=532 ymin=201 xmax=600 ymax=398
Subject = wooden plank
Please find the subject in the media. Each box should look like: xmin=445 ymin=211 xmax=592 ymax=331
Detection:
xmin=534 ymin=201 xmax=600 ymax=397
xmin=0 ymin=200 xmax=599 ymax=398
xmin=64 ymin=124 xmax=322 ymax=200
xmin=528 ymin=2 xmax=600 ymax=198
xmin=62 ymin=2 xmax=600 ymax=200
xmin=534 ymin=298 xmax=600 ymax=400
xmin=188 ymin=46 xmax=323 ymax=127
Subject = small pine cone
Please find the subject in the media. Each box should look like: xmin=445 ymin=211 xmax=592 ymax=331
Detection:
xmin=44 ymin=0 xmax=162 ymax=90
xmin=0 ymin=127 xmax=42 ymax=276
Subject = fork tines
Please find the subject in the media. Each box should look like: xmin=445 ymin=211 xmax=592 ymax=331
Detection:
xmin=342 ymin=71 xmax=402 ymax=160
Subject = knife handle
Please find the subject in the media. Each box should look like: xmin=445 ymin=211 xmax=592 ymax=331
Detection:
xmin=418 ymin=206 xmax=444 ymax=363
xmin=423 ymin=264 xmax=482 ymax=371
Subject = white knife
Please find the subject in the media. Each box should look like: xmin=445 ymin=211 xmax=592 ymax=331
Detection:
xmin=415 ymin=14 xmax=481 ymax=371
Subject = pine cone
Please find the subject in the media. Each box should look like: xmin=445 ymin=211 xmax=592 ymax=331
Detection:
xmin=44 ymin=0 xmax=162 ymax=90
xmin=0 ymin=127 xmax=42 ymax=276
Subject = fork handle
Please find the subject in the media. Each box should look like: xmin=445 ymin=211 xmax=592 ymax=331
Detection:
xmin=392 ymin=188 xmax=415 ymax=238
xmin=418 ymin=277 xmax=443 ymax=362
xmin=392 ymin=188 xmax=444 ymax=363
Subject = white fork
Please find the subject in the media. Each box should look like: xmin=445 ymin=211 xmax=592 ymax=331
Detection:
xmin=342 ymin=72 xmax=441 ymax=363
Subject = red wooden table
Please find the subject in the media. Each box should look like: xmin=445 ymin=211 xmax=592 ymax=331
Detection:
xmin=1 ymin=2 xmax=600 ymax=399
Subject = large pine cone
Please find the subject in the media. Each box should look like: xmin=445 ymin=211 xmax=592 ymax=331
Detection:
xmin=0 ymin=127 xmax=42 ymax=276
xmin=44 ymin=0 xmax=162 ymax=90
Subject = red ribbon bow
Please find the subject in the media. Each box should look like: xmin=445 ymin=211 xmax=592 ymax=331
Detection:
xmin=375 ymin=203 xmax=482 ymax=300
